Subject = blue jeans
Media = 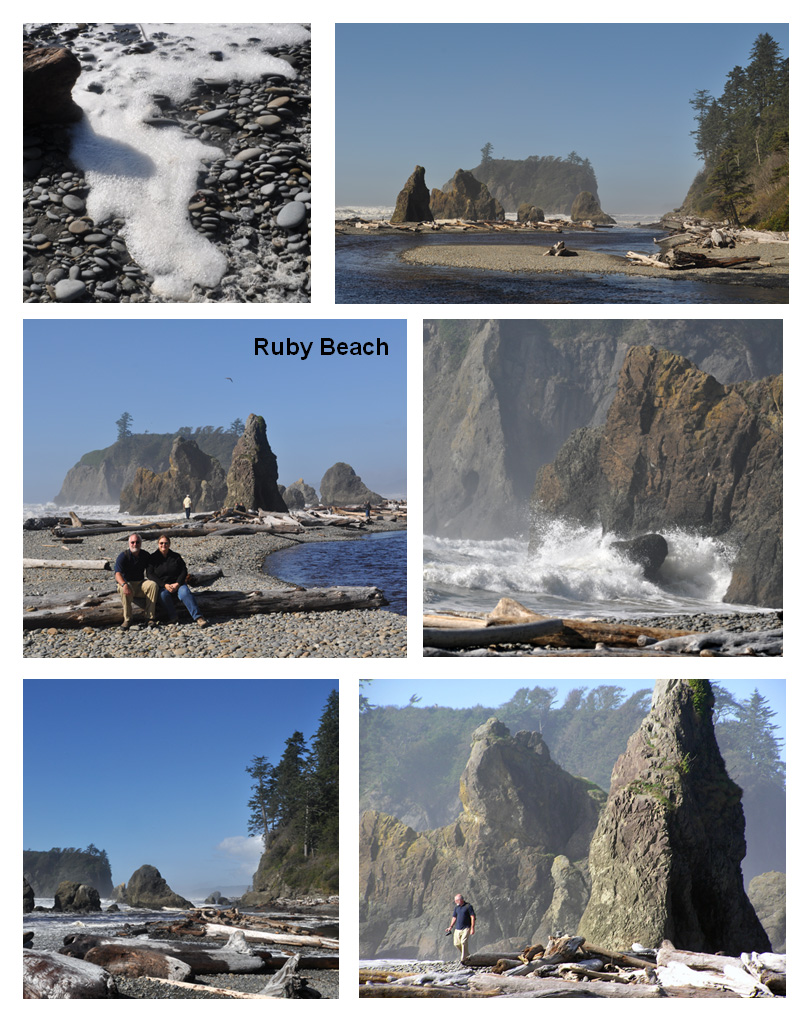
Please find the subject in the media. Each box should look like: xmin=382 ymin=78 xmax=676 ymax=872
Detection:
xmin=159 ymin=585 xmax=201 ymax=621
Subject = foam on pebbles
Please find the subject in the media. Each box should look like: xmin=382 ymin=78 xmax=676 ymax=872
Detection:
xmin=23 ymin=526 xmax=406 ymax=659
xmin=23 ymin=23 xmax=311 ymax=303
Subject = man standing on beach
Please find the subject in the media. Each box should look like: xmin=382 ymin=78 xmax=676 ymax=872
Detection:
xmin=183 ymin=494 xmax=192 ymax=519
xmin=114 ymin=533 xmax=159 ymax=630
xmin=446 ymin=894 xmax=475 ymax=963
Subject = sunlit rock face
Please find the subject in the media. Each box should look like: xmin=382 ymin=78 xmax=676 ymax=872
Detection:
xmin=225 ymin=413 xmax=287 ymax=511
xmin=531 ymin=345 xmax=783 ymax=606
xmin=359 ymin=718 xmax=604 ymax=959
xmin=578 ymin=680 xmax=771 ymax=954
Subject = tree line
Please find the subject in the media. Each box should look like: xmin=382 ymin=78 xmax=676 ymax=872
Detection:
xmin=115 ymin=414 xmax=246 ymax=442
xmin=246 ymin=690 xmax=338 ymax=860
xmin=688 ymin=33 xmax=788 ymax=227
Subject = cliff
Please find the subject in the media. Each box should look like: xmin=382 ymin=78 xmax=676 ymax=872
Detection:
xmin=24 ymin=847 xmax=113 ymax=898
xmin=241 ymin=828 xmax=338 ymax=905
xmin=359 ymin=718 xmax=605 ymax=958
xmin=578 ymin=680 xmax=770 ymax=954
xmin=463 ymin=155 xmax=601 ymax=215
xmin=119 ymin=436 xmax=227 ymax=514
xmin=55 ymin=430 xmax=239 ymax=505
xmin=531 ymin=345 xmax=783 ymax=607
xmin=423 ymin=319 xmax=783 ymax=539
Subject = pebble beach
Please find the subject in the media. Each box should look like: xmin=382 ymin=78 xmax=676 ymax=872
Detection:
xmin=23 ymin=23 xmax=311 ymax=303
xmin=23 ymin=524 xmax=407 ymax=658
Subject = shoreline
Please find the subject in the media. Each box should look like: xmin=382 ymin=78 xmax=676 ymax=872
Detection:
xmin=399 ymin=239 xmax=788 ymax=288
xmin=23 ymin=520 xmax=406 ymax=658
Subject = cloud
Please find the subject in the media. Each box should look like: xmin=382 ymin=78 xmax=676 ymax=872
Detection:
xmin=215 ymin=835 xmax=264 ymax=877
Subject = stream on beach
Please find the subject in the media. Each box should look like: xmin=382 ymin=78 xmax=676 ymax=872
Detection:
xmin=336 ymin=229 xmax=788 ymax=304
xmin=268 ymin=530 xmax=407 ymax=615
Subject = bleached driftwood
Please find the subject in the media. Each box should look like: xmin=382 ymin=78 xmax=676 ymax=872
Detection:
xmin=23 ymin=586 xmax=388 ymax=629
xmin=423 ymin=618 xmax=563 ymax=649
xmin=23 ymin=558 xmax=111 ymax=570
xmin=23 ymin=950 xmax=115 ymax=998
xmin=651 ymin=628 xmax=782 ymax=656
xmin=204 ymin=922 xmax=338 ymax=950
xmin=467 ymin=973 xmax=661 ymax=998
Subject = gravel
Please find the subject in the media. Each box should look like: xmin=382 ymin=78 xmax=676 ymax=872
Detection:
xmin=23 ymin=23 xmax=311 ymax=303
xmin=23 ymin=524 xmax=406 ymax=658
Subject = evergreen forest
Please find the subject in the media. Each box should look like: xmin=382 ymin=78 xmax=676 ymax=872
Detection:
xmin=359 ymin=682 xmax=785 ymax=881
xmin=246 ymin=690 xmax=339 ymax=896
xmin=685 ymin=32 xmax=788 ymax=228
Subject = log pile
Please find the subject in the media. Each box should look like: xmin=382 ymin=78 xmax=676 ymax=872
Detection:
xmin=360 ymin=936 xmax=785 ymax=998
xmin=423 ymin=598 xmax=781 ymax=656
xmin=24 ymin=908 xmax=338 ymax=998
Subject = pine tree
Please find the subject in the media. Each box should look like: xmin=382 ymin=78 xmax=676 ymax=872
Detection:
xmin=309 ymin=690 xmax=339 ymax=854
xmin=116 ymin=411 xmax=133 ymax=441
xmin=246 ymin=755 xmax=279 ymax=847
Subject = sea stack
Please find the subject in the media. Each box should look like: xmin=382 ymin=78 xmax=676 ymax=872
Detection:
xmin=570 ymin=190 xmax=615 ymax=224
xmin=320 ymin=462 xmax=382 ymax=505
xmin=119 ymin=436 xmax=227 ymax=514
xmin=225 ymin=413 xmax=287 ymax=511
xmin=390 ymin=165 xmax=433 ymax=223
xmin=578 ymin=679 xmax=771 ymax=954
xmin=430 ymin=169 xmax=505 ymax=221
xmin=124 ymin=864 xmax=193 ymax=910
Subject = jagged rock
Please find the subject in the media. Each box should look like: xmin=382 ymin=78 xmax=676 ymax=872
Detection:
xmin=540 ymin=855 xmax=591 ymax=937
xmin=286 ymin=478 xmax=318 ymax=505
xmin=119 ymin=436 xmax=227 ymax=514
xmin=610 ymin=533 xmax=668 ymax=580
xmin=282 ymin=485 xmax=305 ymax=509
xmin=517 ymin=203 xmax=544 ymax=222
xmin=124 ymin=865 xmax=192 ymax=910
xmin=53 ymin=881 xmax=101 ymax=913
xmin=570 ymin=190 xmax=615 ymax=224
xmin=748 ymin=872 xmax=785 ymax=953
xmin=319 ymin=462 xmax=382 ymax=505
xmin=225 ymin=413 xmax=287 ymax=511
xmin=359 ymin=717 xmax=604 ymax=958
xmin=55 ymin=432 xmax=239 ymax=506
xmin=23 ymin=43 xmax=83 ymax=126
xmin=578 ymin=680 xmax=771 ymax=954
xmin=24 ymin=876 xmax=35 ymax=913
xmin=423 ymin=320 xmax=783 ymax=540
xmin=430 ymin=169 xmax=504 ymax=221
xmin=112 ymin=883 xmax=127 ymax=903
xmin=531 ymin=345 xmax=783 ymax=607
xmin=390 ymin=165 xmax=433 ymax=223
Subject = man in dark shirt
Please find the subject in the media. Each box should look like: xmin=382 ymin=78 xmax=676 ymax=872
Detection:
xmin=146 ymin=533 xmax=208 ymax=627
xmin=446 ymin=894 xmax=475 ymax=962
xmin=114 ymin=533 xmax=159 ymax=630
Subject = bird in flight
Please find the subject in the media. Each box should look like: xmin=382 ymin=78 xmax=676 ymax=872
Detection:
xmin=225 ymin=377 xmax=233 ymax=382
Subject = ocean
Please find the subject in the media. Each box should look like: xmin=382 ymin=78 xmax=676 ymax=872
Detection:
xmin=424 ymin=525 xmax=769 ymax=619
xmin=267 ymin=530 xmax=407 ymax=615
xmin=335 ymin=208 xmax=786 ymax=304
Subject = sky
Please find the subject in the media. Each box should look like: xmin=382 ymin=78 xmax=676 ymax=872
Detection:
xmin=336 ymin=23 xmax=789 ymax=215
xmin=22 ymin=319 xmax=407 ymax=504
xmin=363 ymin=679 xmax=786 ymax=761
xmin=23 ymin=679 xmax=338 ymax=897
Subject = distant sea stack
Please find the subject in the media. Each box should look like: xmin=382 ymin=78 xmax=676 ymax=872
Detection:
xmin=225 ymin=413 xmax=287 ymax=511
xmin=360 ymin=717 xmax=604 ymax=959
xmin=123 ymin=864 xmax=193 ymax=910
xmin=390 ymin=165 xmax=433 ymax=223
xmin=119 ymin=436 xmax=227 ymax=514
xmin=531 ymin=345 xmax=783 ymax=607
xmin=430 ymin=169 xmax=504 ymax=221
xmin=320 ymin=462 xmax=382 ymax=505
xmin=24 ymin=847 xmax=113 ymax=898
xmin=570 ymin=190 xmax=615 ymax=224
xmin=465 ymin=154 xmax=601 ymax=215
xmin=578 ymin=680 xmax=771 ymax=954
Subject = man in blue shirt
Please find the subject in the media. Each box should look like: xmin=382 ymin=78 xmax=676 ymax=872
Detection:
xmin=446 ymin=893 xmax=475 ymax=963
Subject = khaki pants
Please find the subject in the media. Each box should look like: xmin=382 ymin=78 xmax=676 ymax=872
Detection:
xmin=118 ymin=579 xmax=159 ymax=622
xmin=453 ymin=927 xmax=471 ymax=962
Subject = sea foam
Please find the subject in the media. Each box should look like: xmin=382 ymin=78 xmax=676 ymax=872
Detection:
xmin=50 ymin=23 xmax=310 ymax=299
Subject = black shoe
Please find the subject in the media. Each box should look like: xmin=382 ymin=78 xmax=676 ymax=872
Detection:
xmin=120 ymin=620 xmax=132 ymax=631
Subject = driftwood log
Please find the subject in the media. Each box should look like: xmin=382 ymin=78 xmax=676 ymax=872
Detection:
xmin=23 ymin=558 xmax=110 ymax=570
xmin=203 ymin=921 xmax=339 ymax=950
xmin=23 ymin=585 xmax=388 ymax=629
xmin=24 ymin=950 xmax=115 ymax=998
xmin=423 ymin=618 xmax=563 ymax=649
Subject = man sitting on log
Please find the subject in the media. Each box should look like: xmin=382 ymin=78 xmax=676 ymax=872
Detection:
xmin=147 ymin=533 xmax=209 ymax=628
xmin=114 ymin=534 xmax=159 ymax=631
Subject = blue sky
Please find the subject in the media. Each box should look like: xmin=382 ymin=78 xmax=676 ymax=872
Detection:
xmin=336 ymin=23 xmax=789 ymax=214
xmin=23 ymin=319 xmax=407 ymax=503
xmin=364 ymin=679 xmax=786 ymax=760
xmin=23 ymin=679 xmax=338 ymax=896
